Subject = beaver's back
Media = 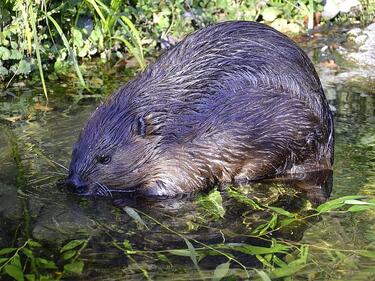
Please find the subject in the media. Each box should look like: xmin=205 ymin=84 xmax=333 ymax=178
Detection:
xmin=119 ymin=21 xmax=333 ymax=162
xmin=129 ymin=22 xmax=329 ymax=122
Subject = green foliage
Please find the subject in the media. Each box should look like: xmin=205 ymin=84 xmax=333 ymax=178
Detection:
xmin=0 ymin=238 xmax=89 ymax=280
xmin=63 ymin=261 xmax=84 ymax=276
xmin=197 ymin=190 xmax=226 ymax=219
xmin=3 ymin=0 xmax=369 ymax=95
xmin=213 ymin=261 xmax=230 ymax=281
xmin=117 ymin=193 xmax=375 ymax=279
xmin=0 ymin=0 xmax=145 ymax=92
xmin=316 ymin=195 xmax=375 ymax=213
xmin=1 ymin=193 xmax=375 ymax=279
xmin=360 ymin=0 xmax=375 ymax=25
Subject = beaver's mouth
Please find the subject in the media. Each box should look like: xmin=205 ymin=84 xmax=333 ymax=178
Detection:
xmin=87 ymin=182 xmax=139 ymax=198
xmin=63 ymin=174 xmax=140 ymax=198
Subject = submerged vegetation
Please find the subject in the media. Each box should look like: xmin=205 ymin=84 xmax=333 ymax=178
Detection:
xmin=0 ymin=189 xmax=375 ymax=280
xmin=1 ymin=0 xmax=374 ymax=98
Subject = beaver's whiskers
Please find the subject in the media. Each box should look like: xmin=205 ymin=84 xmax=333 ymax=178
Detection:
xmin=96 ymin=182 xmax=113 ymax=198
xmin=49 ymin=159 xmax=68 ymax=171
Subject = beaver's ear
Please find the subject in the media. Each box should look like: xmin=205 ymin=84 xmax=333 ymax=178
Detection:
xmin=136 ymin=116 xmax=155 ymax=137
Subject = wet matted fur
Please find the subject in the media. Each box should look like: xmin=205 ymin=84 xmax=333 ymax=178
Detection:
xmin=66 ymin=21 xmax=334 ymax=197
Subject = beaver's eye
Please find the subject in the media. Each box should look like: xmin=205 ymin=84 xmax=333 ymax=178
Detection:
xmin=96 ymin=155 xmax=111 ymax=165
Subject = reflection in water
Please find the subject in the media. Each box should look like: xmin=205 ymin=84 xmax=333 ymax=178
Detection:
xmin=111 ymin=169 xmax=333 ymax=208
xmin=262 ymin=169 xmax=333 ymax=205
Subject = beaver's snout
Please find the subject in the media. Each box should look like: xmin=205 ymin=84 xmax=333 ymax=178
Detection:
xmin=65 ymin=175 xmax=88 ymax=195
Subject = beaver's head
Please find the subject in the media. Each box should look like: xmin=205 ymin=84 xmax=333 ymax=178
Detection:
xmin=65 ymin=96 xmax=160 ymax=197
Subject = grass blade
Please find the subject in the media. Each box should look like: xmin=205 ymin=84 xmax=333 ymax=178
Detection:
xmin=112 ymin=36 xmax=145 ymax=69
xmin=30 ymin=5 xmax=48 ymax=100
xmin=46 ymin=15 xmax=87 ymax=89
xmin=183 ymin=238 xmax=200 ymax=271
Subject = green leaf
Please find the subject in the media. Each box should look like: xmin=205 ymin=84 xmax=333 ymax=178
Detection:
xmin=123 ymin=207 xmax=149 ymax=229
xmin=36 ymin=258 xmax=57 ymax=269
xmin=270 ymin=260 xmax=306 ymax=278
xmin=63 ymin=260 xmax=84 ymax=275
xmin=346 ymin=198 xmax=375 ymax=212
xmin=4 ymin=264 xmax=24 ymax=281
xmin=47 ymin=15 xmax=86 ymax=89
xmin=0 ymin=65 xmax=8 ymax=77
xmin=0 ymin=46 xmax=11 ymax=60
xmin=287 ymin=23 xmax=301 ymax=33
xmin=10 ymin=41 xmax=18 ymax=49
xmin=197 ymin=190 xmax=225 ymax=219
xmin=60 ymin=240 xmax=85 ymax=253
xmin=29 ymin=6 xmax=48 ymax=99
xmin=122 ymin=240 xmax=133 ymax=251
xmin=168 ymin=249 xmax=192 ymax=256
xmin=267 ymin=206 xmax=296 ymax=218
xmin=227 ymin=242 xmax=289 ymax=255
xmin=62 ymin=250 xmax=77 ymax=261
xmin=316 ymin=195 xmax=366 ymax=213
xmin=261 ymin=7 xmax=282 ymax=22
xmin=28 ymin=241 xmax=42 ymax=248
xmin=77 ymin=44 xmax=90 ymax=57
xmin=119 ymin=15 xmax=145 ymax=69
xmin=156 ymin=253 xmax=171 ymax=265
xmin=25 ymin=274 xmax=36 ymax=281
xmin=358 ymin=250 xmax=375 ymax=259
xmin=11 ymin=254 xmax=22 ymax=269
xmin=344 ymin=199 xmax=375 ymax=205
xmin=39 ymin=275 xmax=56 ymax=281
xmin=21 ymin=248 xmax=34 ymax=259
xmin=216 ymin=0 xmax=228 ymax=9
xmin=10 ymin=49 xmax=23 ymax=60
xmin=18 ymin=60 xmax=31 ymax=75
xmin=251 ymin=213 xmax=278 ymax=236
xmin=272 ymin=255 xmax=288 ymax=268
xmin=72 ymin=28 xmax=84 ymax=48
xmin=255 ymin=269 xmax=272 ymax=281
xmin=213 ymin=261 xmax=230 ymax=281
xmin=0 ymin=247 xmax=17 ymax=255
xmin=183 ymin=238 xmax=199 ymax=271
xmin=279 ymin=218 xmax=298 ymax=228
xmin=348 ymin=205 xmax=375 ymax=212
xmin=270 ymin=245 xmax=309 ymax=278
xmin=227 ymin=189 xmax=263 ymax=210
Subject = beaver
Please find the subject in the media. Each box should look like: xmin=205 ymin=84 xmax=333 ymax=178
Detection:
xmin=66 ymin=21 xmax=334 ymax=197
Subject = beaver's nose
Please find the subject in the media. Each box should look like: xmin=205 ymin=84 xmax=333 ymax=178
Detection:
xmin=65 ymin=175 xmax=88 ymax=194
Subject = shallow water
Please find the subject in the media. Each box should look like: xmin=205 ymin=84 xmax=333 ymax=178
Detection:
xmin=1 ymin=33 xmax=375 ymax=280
